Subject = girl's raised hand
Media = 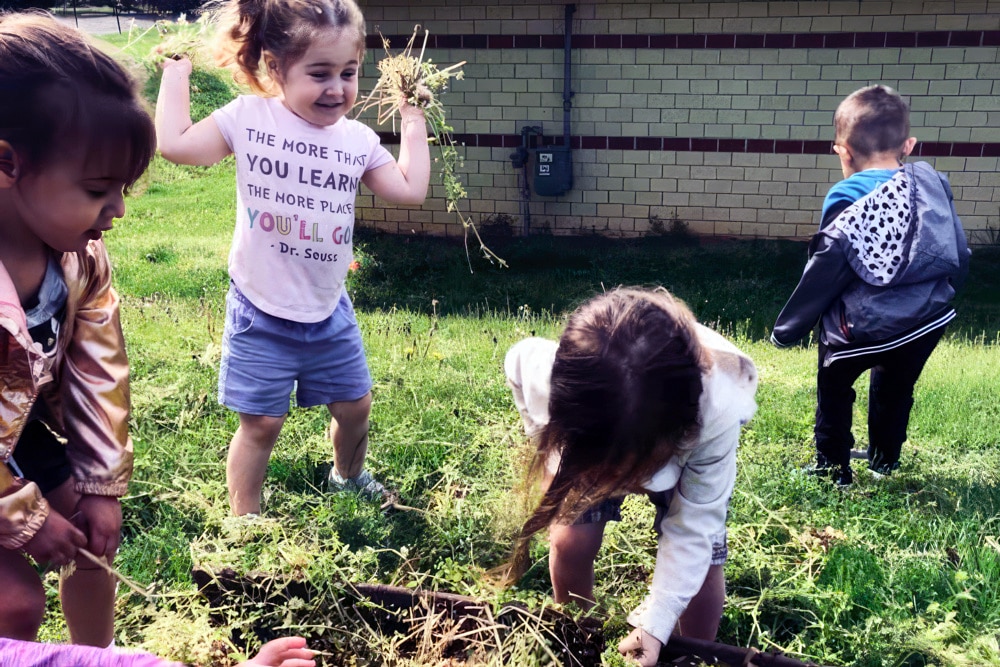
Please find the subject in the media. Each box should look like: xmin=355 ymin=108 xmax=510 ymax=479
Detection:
xmin=159 ymin=54 xmax=193 ymax=75
xmin=21 ymin=510 xmax=87 ymax=566
xmin=618 ymin=627 xmax=663 ymax=667
xmin=239 ymin=636 xmax=316 ymax=667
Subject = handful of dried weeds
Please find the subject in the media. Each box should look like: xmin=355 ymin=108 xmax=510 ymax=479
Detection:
xmin=355 ymin=27 xmax=464 ymax=131
xmin=147 ymin=14 xmax=216 ymax=68
xmin=356 ymin=27 xmax=507 ymax=270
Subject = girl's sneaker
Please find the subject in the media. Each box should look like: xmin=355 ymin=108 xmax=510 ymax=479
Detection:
xmin=327 ymin=467 xmax=393 ymax=503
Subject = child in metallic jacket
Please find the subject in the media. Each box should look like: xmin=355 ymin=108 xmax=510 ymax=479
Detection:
xmin=505 ymin=288 xmax=758 ymax=666
xmin=772 ymin=85 xmax=970 ymax=486
xmin=0 ymin=12 xmax=156 ymax=645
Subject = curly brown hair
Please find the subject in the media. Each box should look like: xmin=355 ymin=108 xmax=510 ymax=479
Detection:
xmin=211 ymin=0 xmax=366 ymax=96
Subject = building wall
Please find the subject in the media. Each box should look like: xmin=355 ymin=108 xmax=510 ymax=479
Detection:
xmin=355 ymin=1 xmax=1000 ymax=243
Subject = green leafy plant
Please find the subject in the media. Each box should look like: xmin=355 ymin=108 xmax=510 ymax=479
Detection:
xmin=647 ymin=209 xmax=691 ymax=239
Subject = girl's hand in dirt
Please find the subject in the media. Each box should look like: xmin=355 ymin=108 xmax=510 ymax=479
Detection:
xmin=618 ymin=627 xmax=663 ymax=667
xmin=158 ymin=53 xmax=193 ymax=75
xmin=239 ymin=637 xmax=315 ymax=667
xmin=21 ymin=510 xmax=87 ymax=566
xmin=74 ymin=495 xmax=122 ymax=562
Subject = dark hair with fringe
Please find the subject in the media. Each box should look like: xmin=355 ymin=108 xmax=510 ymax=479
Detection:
xmin=502 ymin=287 xmax=707 ymax=584
xmin=834 ymin=84 xmax=911 ymax=160
xmin=0 ymin=11 xmax=155 ymax=189
xmin=212 ymin=0 xmax=366 ymax=96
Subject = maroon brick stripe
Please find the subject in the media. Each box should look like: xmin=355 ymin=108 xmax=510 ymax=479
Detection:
xmin=377 ymin=132 xmax=1000 ymax=157
xmin=368 ymin=30 xmax=1000 ymax=51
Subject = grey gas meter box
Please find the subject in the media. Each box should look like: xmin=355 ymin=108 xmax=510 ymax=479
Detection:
xmin=533 ymin=145 xmax=572 ymax=197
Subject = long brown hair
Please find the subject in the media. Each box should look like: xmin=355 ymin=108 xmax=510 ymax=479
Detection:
xmin=211 ymin=0 xmax=366 ymax=96
xmin=0 ymin=11 xmax=155 ymax=189
xmin=504 ymin=287 xmax=707 ymax=583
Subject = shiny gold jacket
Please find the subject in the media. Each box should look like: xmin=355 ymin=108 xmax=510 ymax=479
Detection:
xmin=0 ymin=241 xmax=132 ymax=549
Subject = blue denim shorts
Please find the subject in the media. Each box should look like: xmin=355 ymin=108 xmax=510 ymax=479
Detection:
xmin=218 ymin=284 xmax=372 ymax=416
xmin=572 ymin=490 xmax=728 ymax=565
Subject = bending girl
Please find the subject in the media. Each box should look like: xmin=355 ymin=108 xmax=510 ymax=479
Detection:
xmin=505 ymin=288 xmax=758 ymax=665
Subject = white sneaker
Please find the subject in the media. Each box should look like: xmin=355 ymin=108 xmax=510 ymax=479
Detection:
xmin=327 ymin=468 xmax=394 ymax=504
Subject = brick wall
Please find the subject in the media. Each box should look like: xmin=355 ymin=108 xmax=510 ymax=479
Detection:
xmin=355 ymin=0 xmax=1000 ymax=243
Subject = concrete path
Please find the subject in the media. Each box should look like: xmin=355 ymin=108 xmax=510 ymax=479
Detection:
xmin=53 ymin=9 xmax=171 ymax=36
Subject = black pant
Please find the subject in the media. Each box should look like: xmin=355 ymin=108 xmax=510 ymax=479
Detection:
xmin=814 ymin=326 xmax=946 ymax=470
xmin=7 ymin=420 xmax=72 ymax=494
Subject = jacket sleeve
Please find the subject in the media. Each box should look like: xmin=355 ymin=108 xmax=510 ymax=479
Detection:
xmin=820 ymin=200 xmax=851 ymax=230
xmin=59 ymin=244 xmax=133 ymax=497
xmin=626 ymin=423 xmax=738 ymax=644
xmin=504 ymin=338 xmax=558 ymax=438
xmin=0 ymin=471 xmax=49 ymax=550
xmin=771 ymin=233 xmax=856 ymax=347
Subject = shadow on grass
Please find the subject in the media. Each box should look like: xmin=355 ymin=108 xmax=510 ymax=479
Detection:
xmin=349 ymin=229 xmax=1000 ymax=343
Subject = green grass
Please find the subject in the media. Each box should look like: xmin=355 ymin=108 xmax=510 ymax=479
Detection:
xmin=37 ymin=38 xmax=1000 ymax=666
xmin=89 ymin=168 xmax=1000 ymax=666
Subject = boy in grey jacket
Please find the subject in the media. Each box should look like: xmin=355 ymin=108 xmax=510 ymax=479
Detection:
xmin=771 ymin=85 xmax=970 ymax=486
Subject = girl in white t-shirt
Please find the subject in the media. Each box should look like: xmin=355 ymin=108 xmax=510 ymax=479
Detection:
xmin=504 ymin=288 xmax=758 ymax=666
xmin=155 ymin=0 xmax=430 ymax=516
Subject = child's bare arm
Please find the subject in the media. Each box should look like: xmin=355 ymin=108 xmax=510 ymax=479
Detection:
xmin=155 ymin=57 xmax=232 ymax=166
xmin=238 ymin=636 xmax=315 ymax=667
xmin=361 ymin=104 xmax=430 ymax=205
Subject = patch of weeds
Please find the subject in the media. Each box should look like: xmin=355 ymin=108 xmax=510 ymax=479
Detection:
xmin=357 ymin=27 xmax=506 ymax=269
xmin=478 ymin=212 xmax=517 ymax=239
xmin=647 ymin=209 xmax=693 ymax=241
xmin=323 ymin=493 xmax=394 ymax=551
xmin=970 ymin=219 xmax=1000 ymax=247
xmin=144 ymin=244 xmax=178 ymax=264
xmin=889 ymin=556 xmax=955 ymax=612
xmin=530 ymin=219 xmax=553 ymax=235
xmin=816 ymin=544 xmax=886 ymax=620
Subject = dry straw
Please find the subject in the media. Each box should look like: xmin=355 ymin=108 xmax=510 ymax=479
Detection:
xmin=355 ymin=27 xmax=508 ymax=271
xmin=60 ymin=548 xmax=155 ymax=599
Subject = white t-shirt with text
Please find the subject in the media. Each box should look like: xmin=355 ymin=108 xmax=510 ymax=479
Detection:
xmin=214 ymin=95 xmax=393 ymax=322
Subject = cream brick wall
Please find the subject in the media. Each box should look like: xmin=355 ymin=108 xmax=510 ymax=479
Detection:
xmin=356 ymin=0 xmax=1000 ymax=242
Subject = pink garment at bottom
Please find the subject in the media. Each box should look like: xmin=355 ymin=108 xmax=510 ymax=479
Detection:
xmin=0 ymin=637 xmax=181 ymax=667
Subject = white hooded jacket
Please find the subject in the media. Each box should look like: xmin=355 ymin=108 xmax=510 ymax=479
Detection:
xmin=505 ymin=324 xmax=757 ymax=643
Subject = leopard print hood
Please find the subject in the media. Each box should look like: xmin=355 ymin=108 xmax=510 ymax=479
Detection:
xmin=831 ymin=161 xmax=965 ymax=287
